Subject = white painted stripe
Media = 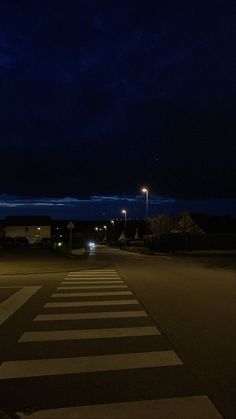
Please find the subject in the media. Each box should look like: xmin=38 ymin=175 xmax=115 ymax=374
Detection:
xmin=19 ymin=326 xmax=160 ymax=342
xmin=56 ymin=285 xmax=128 ymax=290
xmin=67 ymin=269 xmax=118 ymax=275
xmin=68 ymin=270 xmax=117 ymax=273
xmin=67 ymin=271 xmax=119 ymax=273
xmin=67 ymin=271 xmax=119 ymax=276
xmin=66 ymin=275 xmax=121 ymax=278
xmin=0 ymin=286 xmax=41 ymax=326
xmin=66 ymin=278 xmax=121 ymax=281
xmin=52 ymin=291 xmax=132 ymax=297
xmin=67 ymin=275 xmax=120 ymax=279
xmin=67 ymin=271 xmax=119 ymax=274
xmin=61 ymin=281 xmax=124 ymax=284
xmin=0 ymin=350 xmax=182 ymax=379
xmin=67 ymin=272 xmax=119 ymax=275
xmin=68 ymin=272 xmax=119 ymax=274
xmin=67 ymin=271 xmax=119 ymax=275
xmin=16 ymin=396 xmax=224 ymax=419
xmin=44 ymin=299 xmax=139 ymax=308
xmin=34 ymin=310 xmax=148 ymax=321
xmin=159 ymin=255 xmax=173 ymax=260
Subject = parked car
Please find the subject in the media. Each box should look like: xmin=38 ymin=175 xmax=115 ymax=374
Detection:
xmin=39 ymin=237 xmax=52 ymax=248
xmin=0 ymin=237 xmax=17 ymax=249
xmin=14 ymin=236 xmax=29 ymax=247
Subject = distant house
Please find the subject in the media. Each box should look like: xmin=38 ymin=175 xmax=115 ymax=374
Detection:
xmin=171 ymin=212 xmax=205 ymax=234
xmin=170 ymin=212 xmax=236 ymax=235
xmin=147 ymin=212 xmax=236 ymax=251
xmin=4 ymin=216 xmax=51 ymax=244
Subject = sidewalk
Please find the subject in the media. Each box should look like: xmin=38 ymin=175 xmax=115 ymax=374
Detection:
xmin=175 ymin=250 xmax=236 ymax=255
xmin=0 ymin=248 xmax=107 ymax=275
xmin=121 ymin=246 xmax=236 ymax=257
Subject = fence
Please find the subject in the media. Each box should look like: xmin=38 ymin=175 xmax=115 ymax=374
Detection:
xmin=148 ymin=233 xmax=236 ymax=252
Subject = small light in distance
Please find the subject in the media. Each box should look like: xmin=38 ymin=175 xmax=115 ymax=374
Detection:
xmin=88 ymin=241 xmax=95 ymax=248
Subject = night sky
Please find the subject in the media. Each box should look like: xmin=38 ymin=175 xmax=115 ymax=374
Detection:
xmin=0 ymin=1 xmax=235 ymax=218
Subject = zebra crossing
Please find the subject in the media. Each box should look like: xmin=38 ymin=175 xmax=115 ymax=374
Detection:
xmin=0 ymin=269 xmax=223 ymax=418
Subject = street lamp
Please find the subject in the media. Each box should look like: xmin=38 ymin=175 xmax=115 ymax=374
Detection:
xmin=37 ymin=227 xmax=41 ymax=242
xmin=141 ymin=187 xmax=149 ymax=234
xmin=103 ymin=225 xmax=107 ymax=241
xmin=110 ymin=220 xmax=115 ymax=237
xmin=94 ymin=227 xmax=98 ymax=240
xmin=121 ymin=210 xmax=127 ymax=236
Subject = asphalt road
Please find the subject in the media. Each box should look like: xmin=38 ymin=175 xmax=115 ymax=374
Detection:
xmin=0 ymin=246 xmax=235 ymax=418
xmin=111 ymin=248 xmax=236 ymax=419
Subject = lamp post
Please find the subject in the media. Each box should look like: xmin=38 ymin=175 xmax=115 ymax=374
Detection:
xmin=121 ymin=210 xmax=127 ymax=236
xmin=110 ymin=220 xmax=115 ymax=240
xmin=37 ymin=227 xmax=41 ymax=243
xmin=142 ymin=187 xmax=149 ymax=235
xmin=103 ymin=225 xmax=107 ymax=241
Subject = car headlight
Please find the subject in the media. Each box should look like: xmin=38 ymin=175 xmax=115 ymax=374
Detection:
xmin=88 ymin=242 xmax=95 ymax=248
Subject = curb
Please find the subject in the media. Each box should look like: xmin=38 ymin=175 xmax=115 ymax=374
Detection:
xmin=0 ymin=263 xmax=109 ymax=276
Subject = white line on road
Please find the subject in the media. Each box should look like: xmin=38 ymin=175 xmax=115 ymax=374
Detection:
xmin=34 ymin=310 xmax=148 ymax=321
xmin=0 ymin=350 xmax=182 ymax=379
xmin=159 ymin=256 xmax=173 ymax=260
xmin=67 ymin=272 xmax=119 ymax=276
xmin=51 ymin=291 xmax=132 ymax=297
xmin=19 ymin=326 xmax=160 ymax=342
xmin=16 ymin=396 xmax=224 ymax=419
xmin=0 ymin=286 xmax=41 ymax=326
xmin=56 ymin=285 xmax=128 ymax=290
xmin=67 ymin=272 xmax=120 ymax=274
xmin=66 ymin=274 xmax=121 ymax=279
xmin=44 ymin=299 xmax=139 ymax=308
xmin=61 ymin=281 xmax=124 ymax=284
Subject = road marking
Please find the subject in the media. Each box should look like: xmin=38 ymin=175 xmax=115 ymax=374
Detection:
xmin=68 ymin=270 xmax=118 ymax=273
xmin=0 ymin=350 xmax=182 ymax=379
xmin=158 ymin=255 xmax=173 ymax=259
xmin=44 ymin=299 xmax=140 ymax=308
xmin=67 ymin=271 xmax=119 ymax=275
xmin=65 ymin=270 xmax=121 ymax=280
xmin=16 ymin=396 xmax=224 ymax=419
xmin=66 ymin=272 xmax=120 ymax=278
xmin=19 ymin=326 xmax=160 ymax=342
xmin=66 ymin=276 xmax=121 ymax=279
xmin=34 ymin=310 xmax=148 ymax=321
xmin=61 ymin=281 xmax=124 ymax=284
xmin=68 ymin=269 xmax=118 ymax=275
xmin=56 ymin=285 xmax=128 ymax=290
xmin=0 ymin=286 xmax=41 ymax=326
xmin=67 ymin=273 xmax=120 ymax=276
xmin=52 ymin=291 xmax=132 ymax=297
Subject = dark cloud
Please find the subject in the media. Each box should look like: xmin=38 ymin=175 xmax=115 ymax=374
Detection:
xmin=0 ymin=0 xmax=235 ymax=201
xmin=0 ymin=194 xmax=236 ymax=220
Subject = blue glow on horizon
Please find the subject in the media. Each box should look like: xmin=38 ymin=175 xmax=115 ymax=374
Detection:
xmin=0 ymin=194 xmax=235 ymax=220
